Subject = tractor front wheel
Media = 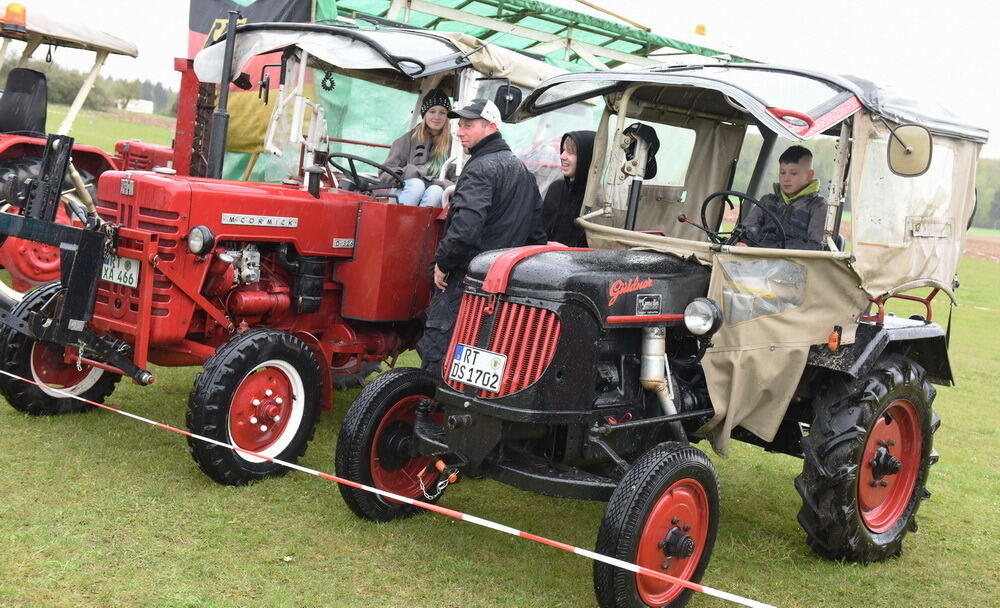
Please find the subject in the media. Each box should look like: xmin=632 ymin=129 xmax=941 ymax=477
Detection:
xmin=594 ymin=442 xmax=719 ymax=608
xmin=795 ymin=354 xmax=938 ymax=562
xmin=187 ymin=330 xmax=322 ymax=485
xmin=335 ymin=367 xmax=443 ymax=522
xmin=0 ymin=282 xmax=120 ymax=414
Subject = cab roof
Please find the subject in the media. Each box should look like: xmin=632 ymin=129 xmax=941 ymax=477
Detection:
xmin=514 ymin=64 xmax=988 ymax=143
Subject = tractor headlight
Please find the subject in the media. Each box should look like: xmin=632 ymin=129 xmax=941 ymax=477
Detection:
xmin=684 ymin=297 xmax=722 ymax=336
xmin=187 ymin=225 xmax=215 ymax=255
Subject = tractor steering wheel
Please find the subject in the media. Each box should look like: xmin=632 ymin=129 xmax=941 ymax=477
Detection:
xmin=691 ymin=190 xmax=787 ymax=249
xmin=327 ymin=153 xmax=405 ymax=195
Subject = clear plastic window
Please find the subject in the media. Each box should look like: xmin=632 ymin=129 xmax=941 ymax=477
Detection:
xmin=721 ymin=259 xmax=806 ymax=324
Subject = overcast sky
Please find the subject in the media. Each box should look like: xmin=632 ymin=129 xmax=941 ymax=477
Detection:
xmin=26 ymin=0 xmax=1000 ymax=157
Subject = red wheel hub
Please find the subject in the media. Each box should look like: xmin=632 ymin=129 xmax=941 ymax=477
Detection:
xmin=370 ymin=395 xmax=440 ymax=502
xmin=228 ymin=366 xmax=295 ymax=452
xmin=30 ymin=343 xmax=92 ymax=388
xmin=635 ymin=478 xmax=710 ymax=606
xmin=858 ymin=398 xmax=922 ymax=533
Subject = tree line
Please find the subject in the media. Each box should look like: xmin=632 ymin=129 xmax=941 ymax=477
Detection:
xmin=0 ymin=54 xmax=177 ymax=116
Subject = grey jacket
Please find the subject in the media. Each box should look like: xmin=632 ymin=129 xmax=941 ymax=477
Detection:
xmin=379 ymin=127 xmax=455 ymax=188
xmin=743 ymin=183 xmax=826 ymax=250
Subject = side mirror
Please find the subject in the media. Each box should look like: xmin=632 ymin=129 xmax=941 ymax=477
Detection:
xmin=493 ymin=84 xmax=523 ymax=122
xmin=887 ymin=124 xmax=932 ymax=177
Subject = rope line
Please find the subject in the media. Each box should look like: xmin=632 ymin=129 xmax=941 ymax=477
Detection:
xmin=0 ymin=367 xmax=775 ymax=608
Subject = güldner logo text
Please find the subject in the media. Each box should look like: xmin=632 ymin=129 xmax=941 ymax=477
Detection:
xmin=608 ymin=276 xmax=653 ymax=306
xmin=221 ymin=213 xmax=299 ymax=228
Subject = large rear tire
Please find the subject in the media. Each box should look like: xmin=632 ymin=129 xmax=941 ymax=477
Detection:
xmin=0 ymin=282 xmax=120 ymax=414
xmin=335 ymin=367 xmax=444 ymax=522
xmin=594 ymin=442 xmax=719 ymax=608
xmin=187 ymin=329 xmax=322 ymax=485
xmin=795 ymin=354 xmax=938 ymax=562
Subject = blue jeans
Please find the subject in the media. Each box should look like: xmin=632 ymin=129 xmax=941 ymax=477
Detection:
xmin=395 ymin=178 xmax=444 ymax=207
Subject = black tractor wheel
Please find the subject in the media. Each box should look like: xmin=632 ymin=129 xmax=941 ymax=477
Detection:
xmin=0 ymin=282 xmax=120 ymax=414
xmin=795 ymin=354 xmax=938 ymax=562
xmin=594 ymin=442 xmax=720 ymax=608
xmin=187 ymin=329 xmax=322 ymax=485
xmin=335 ymin=367 xmax=444 ymax=522
xmin=331 ymin=360 xmax=382 ymax=390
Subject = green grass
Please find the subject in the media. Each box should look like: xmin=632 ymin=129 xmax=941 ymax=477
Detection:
xmin=0 ymin=257 xmax=997 ymax=608
xmin=45 ymin=105 xmax=175 ymax=154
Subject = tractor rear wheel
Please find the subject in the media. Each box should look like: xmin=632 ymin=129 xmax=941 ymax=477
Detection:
xmin=594 ymin=442 xmax=719 ymax=608
xmin=335 ymin=367 xmax=444 ymax=522
xmin=795 ymin=354 xmax=938 ymax=562
xmin=0 ymin=282 xmax=120 ymax=414
xmin=187 ymin=329 xmax=322 ymax=485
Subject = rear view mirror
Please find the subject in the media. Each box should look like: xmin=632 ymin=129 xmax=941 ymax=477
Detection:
xmin=887 ymin=124 xmax=932 ymax=177
xmin=493 ymin=84 xmax=523 ymax=122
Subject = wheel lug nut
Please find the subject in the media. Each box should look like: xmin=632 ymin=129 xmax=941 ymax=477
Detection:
xmin=683 ymin=524 xmax=691 ymax=532
xmin=260 ymin=425 xmax=268 ymax=432
xmin=250 ymin=417 xmax=258 ymax=424
xmin=265 ymin=389 xmax=273 ymax=397
xmin=275 ymin=397 xmax=283 ymax=405
xmin=888 ymin=440 xmax=896 ymax=446
xmin=274 ymin=415 xmax=281 ymax=422
xmin=879 ymin=480 xmax=889 ymax=487
xmin=671 ymin=517 xmax=680 ymax=525
xmin=657 ymin=540 xmax=666 ymax=549
xmin=252 ymin=399 xmax=261 ymax=406
xmin=870 ymin=480 xmax=878 ymax=487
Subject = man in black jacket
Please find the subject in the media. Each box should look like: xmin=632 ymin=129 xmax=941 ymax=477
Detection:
xmin=417 ymin=98 xmax=547 ymax=375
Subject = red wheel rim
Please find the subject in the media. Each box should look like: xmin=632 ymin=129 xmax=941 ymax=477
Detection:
xmin=228 ymin=363 xmax=297 ymax=454
xmin=370 ymin=395 xmax=438 ymax=502
xmin=0 ymin=205 xmax=73 ymax=290
xmin=30 ymin=342 xmax=93 ymax=388
xmin=858 ymin=398 xmax=922 ymax=533
xmin=635 ymin=478 xmax=710 ymax=606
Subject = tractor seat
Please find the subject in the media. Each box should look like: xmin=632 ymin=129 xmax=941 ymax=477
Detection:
xmin=0 ymin=68 xmax=48 ymax=136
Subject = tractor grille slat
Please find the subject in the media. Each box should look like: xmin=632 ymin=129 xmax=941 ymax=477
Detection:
xmin=445 ymin=295 xmax=560 ymax=397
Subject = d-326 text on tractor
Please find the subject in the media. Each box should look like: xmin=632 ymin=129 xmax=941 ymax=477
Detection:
xmin=336 ymin=64 xmax=986 ymax=608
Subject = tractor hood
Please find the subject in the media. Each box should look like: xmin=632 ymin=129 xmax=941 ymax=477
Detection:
xmin=466 ymin=248 xmax=711 ymax=325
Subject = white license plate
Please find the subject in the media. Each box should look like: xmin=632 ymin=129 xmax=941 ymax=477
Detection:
xmin=101 ymin=255 xmax=140 ymax=288
xmin=448 ymin=344 xmax=506 ymax=393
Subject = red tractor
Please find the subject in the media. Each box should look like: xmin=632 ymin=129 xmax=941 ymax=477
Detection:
xmin=0 ymin=18 xmax=579 ymax=485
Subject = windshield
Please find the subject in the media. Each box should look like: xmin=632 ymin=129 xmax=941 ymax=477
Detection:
xmin=698 ymin=67 xmax=847 ymax=115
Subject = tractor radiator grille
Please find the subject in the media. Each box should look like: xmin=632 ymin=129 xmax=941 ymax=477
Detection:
xmin=445 ymin=294 xmax=560 ymax=397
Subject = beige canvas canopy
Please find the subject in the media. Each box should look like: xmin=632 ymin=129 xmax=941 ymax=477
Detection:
xmin=520 ymin=65 xmax=986 ymax=454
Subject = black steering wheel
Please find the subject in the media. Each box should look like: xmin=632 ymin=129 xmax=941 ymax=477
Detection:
xmin=685 ymin=190 xmax=787 ymax=249
xmin=327 ymin=153 xmax=405 ymax=195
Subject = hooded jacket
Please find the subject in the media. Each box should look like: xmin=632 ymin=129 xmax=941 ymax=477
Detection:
xmin=742 ymin=179 xmax=826 ymax=250
xmin=542 ymin=130 xmax=595 ymax=248
xmin=432 ymin=131 xmax=547 ymax=275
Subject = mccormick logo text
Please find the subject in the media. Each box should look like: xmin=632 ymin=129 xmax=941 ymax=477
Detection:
xmin=221 ymin=213 xmax=299 ymax=228
xmin=608 ymin=276 xmax=654 ymax=306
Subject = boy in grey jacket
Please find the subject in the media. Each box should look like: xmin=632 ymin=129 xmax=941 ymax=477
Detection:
xmin=740 ymin=145 xmax=826 ymax=250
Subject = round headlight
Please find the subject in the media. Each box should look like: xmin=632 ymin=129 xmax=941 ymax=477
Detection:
xmin=187 ymin=225 xmax=215 ymax=255
xmin=684 ymin=297 xmax=722 ymax=336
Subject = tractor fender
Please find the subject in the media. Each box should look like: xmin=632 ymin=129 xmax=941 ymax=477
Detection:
xmin=806 ymin=318 xmax=953 ymax=386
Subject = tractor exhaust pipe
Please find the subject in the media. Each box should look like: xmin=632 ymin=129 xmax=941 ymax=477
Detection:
xmin=206 ymin=10 xmax=241 ymax=179
xmin=640 ymin=326 xmax=686 ymax=442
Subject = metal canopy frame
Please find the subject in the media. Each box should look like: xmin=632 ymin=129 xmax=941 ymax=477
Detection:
xmin=332 ymin=0 xmax=754 ymax=71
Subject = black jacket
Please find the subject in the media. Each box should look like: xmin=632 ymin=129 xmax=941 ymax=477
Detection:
xmin=542 ymin=130 xmax=595 ymax=248
xmin=433 ymin=132 xmax=547 ymax=274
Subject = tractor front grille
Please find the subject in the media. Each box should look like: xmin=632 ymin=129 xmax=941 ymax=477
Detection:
xmin=445 ymin=293 xmax=560 ymax=397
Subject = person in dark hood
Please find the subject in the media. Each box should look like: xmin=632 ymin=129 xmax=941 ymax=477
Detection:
xmin=542 ymin=130 xmax=595 ymax=247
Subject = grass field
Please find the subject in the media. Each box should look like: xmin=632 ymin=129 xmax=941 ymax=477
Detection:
xmin=0 ymin=254 xmax=997 ymax=608
xmin=45 ymin=105 xmax=175 ymax=154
